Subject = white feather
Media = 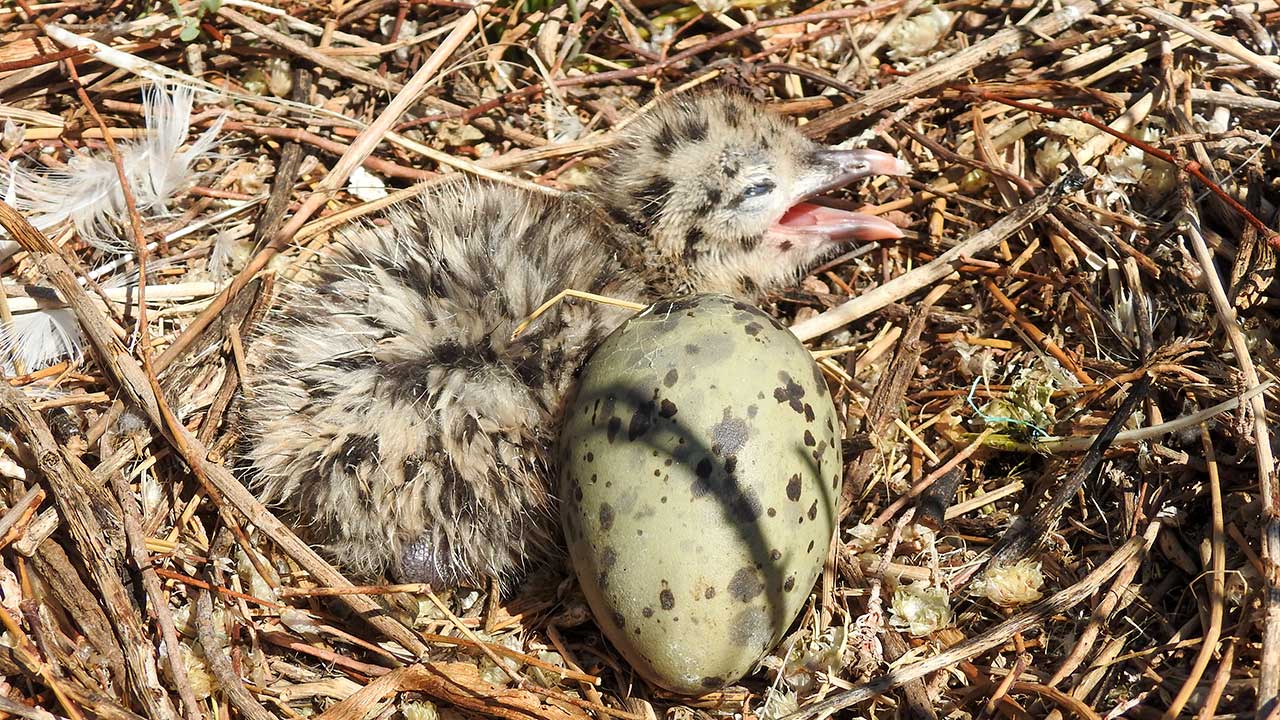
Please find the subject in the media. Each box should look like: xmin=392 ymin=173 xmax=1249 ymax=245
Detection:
xmin=207 ymin=221 xmax=254 ymax=282
xmin=1 ymin=82 xmax=224 ymax=255
xmin=0 ymin=309 xmax=84 ymax=374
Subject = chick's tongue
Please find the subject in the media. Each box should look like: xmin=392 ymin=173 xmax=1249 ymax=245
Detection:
xmin=769 ymin=202 xmax=904 ymax=245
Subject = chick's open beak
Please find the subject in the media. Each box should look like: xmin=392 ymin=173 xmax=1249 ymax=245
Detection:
xmin=767 ymin=148 xmax=910 ymax=249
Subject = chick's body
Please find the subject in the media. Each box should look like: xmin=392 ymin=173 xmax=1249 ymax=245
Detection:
xmin=243 ymin=188 xmax=639 ymax=586
xmin=240 ymin=91 xmax=908 ymax=587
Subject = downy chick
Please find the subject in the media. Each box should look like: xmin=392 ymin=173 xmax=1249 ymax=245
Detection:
xmin=239 ymin=90 xmax=909 ymax=588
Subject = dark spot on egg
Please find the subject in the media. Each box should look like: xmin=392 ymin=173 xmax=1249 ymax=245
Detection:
xmin=767 ymin=507 xmax=776 ymax=517
xmin=606 ymin=417 xmax=621 ymax=443
xmin=663 ymin=368 xmax=679 ymax=387
xmin=599 ymin=503 xmax=615 ymax=531
xmin=701 ymin=676 xmax=725 ymax=690
xmin=773 ymin=371 xmax=806 ymax=414
xmin=628 ymin=401 xmax=655 ymax=440
xmin=659 ymin=399 xmax=678 ymax=418
xmin=705 ymin=586 xmax=716 ymax=599
xmin=695 ymin=457 xmax=713 ymax=480
xmin=804 ymin=403 xmax=815 ymax=422
xmin=730 ymin=606 xmax=770 ymax=647
xmin=784 ymin=575 xmax=796 ymax=592
xmin=769 ymin=549 xmax=781 ymax=561
xmin=744 ymin=322 xmax=762 ymax=336
xmin=804 ymin=430 xmax=816 ymax=447
xmin=807 ymin=539 xmax=815 ymax=553
xmin=612 ymin=611 xmax=626 ymax=629
xmin=642 ymin=606 xmax=654 ymax=618
xmin=786 ymin=474 xmax=802 ymax=502
xmin=728 ymin=567 xmax=764 ymax=602
xmin=709 ymin=408 xmax=750 ymax=456
xmin=660 ymin=588 xmax=675 ymax=610
xmin=808 ymin=500 xmax=818 ymax=521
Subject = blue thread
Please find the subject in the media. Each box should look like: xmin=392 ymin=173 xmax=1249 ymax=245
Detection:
xmin=967 ymin=377 xmax=1050 ymax=439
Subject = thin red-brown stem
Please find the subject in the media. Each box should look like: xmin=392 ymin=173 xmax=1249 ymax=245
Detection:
xmin=0 ymin=46 xmax=88 ymax=72
xmin=970 ymin=91 xmax=1280 ymax=248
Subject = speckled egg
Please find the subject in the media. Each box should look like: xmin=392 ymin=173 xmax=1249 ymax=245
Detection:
xmin=558 ymin=293 xmax=842 ymax=695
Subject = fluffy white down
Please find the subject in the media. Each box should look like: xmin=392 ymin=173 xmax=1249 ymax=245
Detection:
xmin=1 ymin=82 xmax=223 ymax=255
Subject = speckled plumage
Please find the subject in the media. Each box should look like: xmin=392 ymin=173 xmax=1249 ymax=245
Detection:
xmin=239 ymin=90 xmax=907 ymax=588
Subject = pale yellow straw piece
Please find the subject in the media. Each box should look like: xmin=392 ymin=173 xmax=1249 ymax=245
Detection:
xmin=510 ymin=289 xmax=646 ymax=340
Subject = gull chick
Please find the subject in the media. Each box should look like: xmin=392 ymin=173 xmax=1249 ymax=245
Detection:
xmin=239 ymin=90 xmax=909 ymax=588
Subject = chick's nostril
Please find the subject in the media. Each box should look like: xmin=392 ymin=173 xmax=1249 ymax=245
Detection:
xmin=814 ymin=148 xmax=912 ymax=179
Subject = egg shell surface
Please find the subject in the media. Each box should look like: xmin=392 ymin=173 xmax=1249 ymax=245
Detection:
xmin=558 ymin=293 xmax=842 ymax=695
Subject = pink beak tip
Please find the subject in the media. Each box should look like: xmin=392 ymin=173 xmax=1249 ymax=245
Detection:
xmin=863 ymin=151 xmax=912 ymax=178
xmin=857 ymin=219 xmax=906 ymax=241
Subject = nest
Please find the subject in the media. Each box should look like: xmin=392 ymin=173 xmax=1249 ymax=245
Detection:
xmin=1 ymin=1 xmax=1278 ymax=718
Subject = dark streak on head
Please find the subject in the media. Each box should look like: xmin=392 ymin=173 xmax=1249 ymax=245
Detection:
xmin=653 ymin=123 xmax=677 ymax=157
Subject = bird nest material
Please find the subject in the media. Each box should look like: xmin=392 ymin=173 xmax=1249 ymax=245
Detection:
xmin=0 ymin=1 xmax=1278 ymax=719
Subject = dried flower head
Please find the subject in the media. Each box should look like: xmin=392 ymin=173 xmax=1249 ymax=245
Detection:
xmin=974 ymin=559 xmax=1045 ymax=607
xmin=889 ymin=581 xmax=952 ymax=636
xmin=888 ymin=6 xmax=953 ymax=60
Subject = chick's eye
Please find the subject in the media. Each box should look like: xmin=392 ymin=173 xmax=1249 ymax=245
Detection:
xmin=741 ymin=180 xmax=776 ymax=200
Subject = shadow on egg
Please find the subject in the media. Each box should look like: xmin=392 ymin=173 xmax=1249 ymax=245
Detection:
xmin=559 ymin=377 xmax=839 ymax=691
